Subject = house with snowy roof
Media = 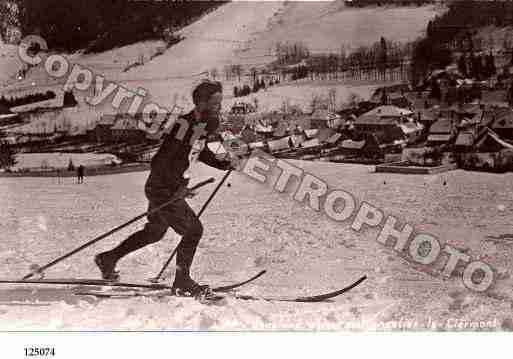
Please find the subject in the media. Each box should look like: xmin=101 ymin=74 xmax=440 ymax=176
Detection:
xmin=310 ymin=109 xmax=341 ymax=129
xmin=354 ymin=105 xmax=421 ymax=144
xmin=427 ymin=118 xmax=457 ymax=146
xmin=111 ymin=116 xmax=146 ymax=143
xmin=490 ymin=109 xmax=513 ymax=140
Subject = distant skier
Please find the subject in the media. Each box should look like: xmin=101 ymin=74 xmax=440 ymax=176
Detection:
xmin=77 ymin=165 xmax=85 ymax=184
xmin=94 ymin=80 xmax=236 ymax=296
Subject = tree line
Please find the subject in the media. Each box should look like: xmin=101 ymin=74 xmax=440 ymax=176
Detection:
xmin=1 ymin=0 xmax=226 ymax=52
xmin=410 ymin=1 xmax=513 ymax=85
xmin=272 ymin=38 xmax=411 ymax=82
xmin=0 ymin=90 xmax=55 ymax=108
xmin=220 ymin=38 xmax=412 ymax=97
xmin=457 ymin=52 xmax=496 ymax=81
xmin=345 ymin=0 xmax=434 ymax=7
xmin=233 ymin=78 xmax=281 ymax=98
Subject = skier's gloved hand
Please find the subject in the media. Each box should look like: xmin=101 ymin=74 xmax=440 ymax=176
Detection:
xmin=175 ymin=184 xmax=197 ymax=199
xmin=226 ymin=154 xmax=244 ymax=171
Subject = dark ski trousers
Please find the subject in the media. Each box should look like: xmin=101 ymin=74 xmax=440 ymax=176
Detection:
xmin=107 ymin=190 xmax=203 ymax=279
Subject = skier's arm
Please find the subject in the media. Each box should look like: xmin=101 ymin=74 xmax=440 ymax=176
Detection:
xmin=198 ymin=145 xmax=232 ymax=170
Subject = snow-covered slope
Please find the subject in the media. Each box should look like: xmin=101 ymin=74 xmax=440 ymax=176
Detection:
xmin=0 ymin=41 xmax=22 ymax=85
xmin=0 ymin=161 xmax=512 ymax=330
xmin=1 ymin=1 xmax=440 ymax=122
xmin=243 ymin=2 xmax=439 ymax=57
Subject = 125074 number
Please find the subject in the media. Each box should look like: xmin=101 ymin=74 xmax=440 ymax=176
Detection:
xmin=25 ymin=347 xmax=55 ymax=357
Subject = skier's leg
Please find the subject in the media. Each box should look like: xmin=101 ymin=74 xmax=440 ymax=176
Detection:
xmin=160 ymin=198 xmax=203 ymax=279
xmin=95 ymin=199 xmax=169 ymax=280
xmin=105 ymin=220 xmax=168 ymax=261
xmin=176 ymin=215 xmax=203 ymax=280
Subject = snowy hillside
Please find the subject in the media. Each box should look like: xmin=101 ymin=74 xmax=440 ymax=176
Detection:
xmin=242 ymin=1 xmax=439 ymax=57
xmin=0 ymin=1 xmax=441 ymax=134
xmin=0 ymin=41 xmax=22 ymax=85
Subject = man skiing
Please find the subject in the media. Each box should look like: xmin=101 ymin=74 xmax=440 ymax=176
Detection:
xmin=94 ymin=80 xmax=235 ymax=296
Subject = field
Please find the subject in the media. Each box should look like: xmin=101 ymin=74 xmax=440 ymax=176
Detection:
xmin=1 ymin=160 xmax=513 ymax=330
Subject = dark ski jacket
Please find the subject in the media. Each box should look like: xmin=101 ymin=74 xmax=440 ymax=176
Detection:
xmin=145 ymin=110 xmax=230 ymax=200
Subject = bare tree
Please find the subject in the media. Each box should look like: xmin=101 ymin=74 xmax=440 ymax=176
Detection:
xmin=250 ymin=67 xmax=258 ymax=86
xmin=210 ymin=68 xmax=218 ymax=80
xmin=328 ymin=88 xmax=336 ymax=112
xmin=224 ymin=65 xmax=232 ymax=81
xmin=232 ymin=65 xmax=242 ymax=83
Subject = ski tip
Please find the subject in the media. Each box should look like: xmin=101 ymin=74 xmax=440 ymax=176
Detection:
xmin=347 ymin=275 xmax=367 ymax=290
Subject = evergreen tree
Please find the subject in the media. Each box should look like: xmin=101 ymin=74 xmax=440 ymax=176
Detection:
xmin=379 ymin=37 xmax=388 ymax=78
xmin=380 ymin=89 xmax=388 ymax=105
xmin=63 ymin=91 xmax=78 ymax=107
xmin=507 ymin=86 xmax=513 ymax=106
xmin=430 ymin=80 xmax=442 ymax=101
xmin=426 ymin=20 xmax=434 ymax=38
xmin=458 ymin=54 xmax=468 ymax=78
xmin=0 ymin=142 xmax=16 ymax=170
xmin=473 ymin=54 xmax=484 ymax=79
xmin=485 ymin=51 xmax=496 ymax=77
xmin=67 ymin=158 xmax=75 ymax=171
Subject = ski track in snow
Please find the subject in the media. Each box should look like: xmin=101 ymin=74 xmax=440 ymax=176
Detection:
xmin=1 ymin=161 xmax=513 ymax=330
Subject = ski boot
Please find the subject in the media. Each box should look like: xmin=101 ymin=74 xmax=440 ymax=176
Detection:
xmin=94 ymin=252 xmax=120 ymax=282
xmin=171 ymin=276 xmax=222 ymax=302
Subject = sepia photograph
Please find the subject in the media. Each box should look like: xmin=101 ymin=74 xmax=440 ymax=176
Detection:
xmin=0 ymin=0 xmax=512 ymax=356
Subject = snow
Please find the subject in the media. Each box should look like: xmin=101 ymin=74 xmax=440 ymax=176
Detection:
xmin=1 ymin=161 xmax=513 ymax=330
xmin=243 ymin=2 xmax=439 ymax=56
xmin=0 ymin=42 xmax=22 ymax=85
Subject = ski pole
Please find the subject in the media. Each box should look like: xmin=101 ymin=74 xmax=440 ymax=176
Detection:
xmin=22 ymin=177 xmax=216 ymax=280
xmin=149 ymin=169 xmax=233 ymax=283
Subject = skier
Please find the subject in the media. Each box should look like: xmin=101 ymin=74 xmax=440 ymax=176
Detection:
xmin=77 ymin=165 xmax=85 ymax=184
xmin=94 ymin=80 xmax=237 ymax=296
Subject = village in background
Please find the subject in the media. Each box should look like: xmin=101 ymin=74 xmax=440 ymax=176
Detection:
xmin=2 ymin=0 xmax=513 ymax=176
